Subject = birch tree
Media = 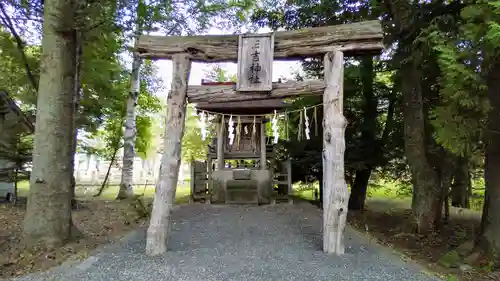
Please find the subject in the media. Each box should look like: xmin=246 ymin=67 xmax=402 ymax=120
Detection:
xmin=116 ymin=0 xmax=144 ymax=199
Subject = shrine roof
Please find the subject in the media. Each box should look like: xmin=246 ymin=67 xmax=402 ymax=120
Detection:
xmin=191 ymin=80 xmax=292 ymax=115
xmin=194 ymin=99 xmax=290 ymax=115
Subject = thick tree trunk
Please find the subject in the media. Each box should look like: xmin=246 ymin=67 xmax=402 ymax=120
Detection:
xmin=386 ymin=0 xmax=441 ymax=233
xmin=22 ymin=0 xmax=77 ymax=248
xmin=348 ymin=168 xmax=371 ymax=211
xmin=146 ymin=53 xmax=191 ymax=256
xmin=70 ymin=32 xmax=83 ymax=210
xmin=402 ymin=58 xmax=441 ymax=233
xmin=322 ymin=51 xmax=349 ymax=255
xmin=451 ymin=158 xmax=470 ymax=208
xmin=479 ymin=61 xmax=500 ymax=260
xmin=117 ymin=22 xmax=143 ymax=200
xmin=348 ymin=56 xmax=376 ymax=211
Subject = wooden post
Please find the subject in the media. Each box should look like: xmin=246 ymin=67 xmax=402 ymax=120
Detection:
xmin=207 ymin=155 xmax=212 ymax=200
xmin=260 ymin=121 xmax=266 ymax=170
xmin=286 ymin=159 xmax=292 ymax=195
xmin=217 ymin=117 xmax=225 ymax=170
xmin=190 ymin=160 xmax=195 ymax=202
xmin=146 ymin=53 xmax=191 ymax=256
xmin=322 ymin=50 xmax=349 ymax=255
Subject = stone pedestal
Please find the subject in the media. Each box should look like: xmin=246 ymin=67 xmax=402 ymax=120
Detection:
xmin=211 ymin=169 xmax=272 ymax=204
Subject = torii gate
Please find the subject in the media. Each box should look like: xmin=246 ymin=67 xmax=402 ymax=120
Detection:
xmin=137 ymin=20 xmax=384 ymax=256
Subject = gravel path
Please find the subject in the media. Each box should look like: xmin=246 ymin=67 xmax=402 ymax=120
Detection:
xmin=13 ymin=203 xmax=442 ymax=281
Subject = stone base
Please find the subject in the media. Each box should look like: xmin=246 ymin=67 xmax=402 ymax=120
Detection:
xmin=211 ymin=169 xmax=272 ymax=204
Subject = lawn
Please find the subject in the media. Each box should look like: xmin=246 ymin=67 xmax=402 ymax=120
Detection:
xmin=15 ymin=180 xmax=191 ymax=203
xmin=292 ymin=178 xmax=485 ymax=212
xmin=292 ymin=179 xmax=412 ymax=203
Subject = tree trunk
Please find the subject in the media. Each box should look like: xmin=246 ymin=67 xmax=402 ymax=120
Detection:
xmin=95 ymin=146 xmax=119 ymax=197
xmin=385 ymin=0 xmax=441 ymax=233
xmin=146 ymin=53 xmax=191 ymax=256
xmin=479 ymin=60 xmax=500 ymax=260
xmin=451 ymin=157 xmax=470 ymax=208
xmin=348 ymin=168 xmax=371 ymax=211
xmin=22 ymin=0 xmax=77 ymax=248
xmin=322 ymin=51 xmax=349 ymax=255
xmin=70 ymin=31 xmax=83 ymax=210
xmin=117 ymin=19 xmax=143 ymax=200
xmin=348 ymin=56 xmax=376 ymax=212
xmin=402 ymin=57 xmax=441 ymax=233
xmin=434 ymin=153 xmax=455 ymax=228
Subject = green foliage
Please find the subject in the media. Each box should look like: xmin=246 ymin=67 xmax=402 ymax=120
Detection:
xmin=181 ymin=105 xmax=213 ymax=162
xmin=0 ymin=27 xmax=39 ymax=109
xmin=204 ymin=64 xmax=237 ymax=82
xmin=180 ymin=64 xmax=236 ymax=162
xmin=134 ymin=0 xmax=256 ymax=36
xmin=250 ymin=1 xmax=405 ymax=186
xmin=417 ymin=2 xmax=500 ymax=158
xmin=81 ymin=62 xmax=162 ymax=160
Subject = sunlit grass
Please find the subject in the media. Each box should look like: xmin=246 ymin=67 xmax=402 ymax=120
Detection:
xmin=15 ymin=180 xmax=191 ymax=204
xmin=291 ymin=179 xmax=412 ymax=202
xmin=291 ymin=178 xmax=485 ymax=213
xmin=17 ymin=177 xmax=486 ymax=211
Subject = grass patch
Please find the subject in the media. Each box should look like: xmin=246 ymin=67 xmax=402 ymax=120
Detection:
xmin=16 ymin=181 xmax=191 ymax=203
xmin=291 ymin=179 xmax=413 ymax=203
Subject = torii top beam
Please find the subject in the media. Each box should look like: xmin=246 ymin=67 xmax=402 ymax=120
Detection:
xmin=136 ymin=21 xmax=384 ymax=62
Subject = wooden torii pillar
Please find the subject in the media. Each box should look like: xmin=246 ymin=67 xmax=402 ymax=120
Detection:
xmin=137 ymin=20 xmax=384 ymax=256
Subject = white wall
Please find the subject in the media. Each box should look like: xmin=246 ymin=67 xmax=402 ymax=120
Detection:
xmin=74 ymin=153 xmax=190 ymax=185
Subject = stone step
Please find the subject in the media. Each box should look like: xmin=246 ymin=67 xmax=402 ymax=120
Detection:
xmin=226 ymin=188 xmax=258 ymax=192
xmin=226 ymin=189 xmax=258 ymax=204
xmin=225 ymin=200 xmax=259 ymax=205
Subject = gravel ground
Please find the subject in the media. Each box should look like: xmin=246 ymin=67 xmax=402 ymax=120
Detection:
xmin=12 ymin=203 xmax=442 ymax=281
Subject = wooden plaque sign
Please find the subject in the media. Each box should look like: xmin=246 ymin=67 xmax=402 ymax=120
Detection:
xmin=236 ymin=33 xmax=274 ymax=92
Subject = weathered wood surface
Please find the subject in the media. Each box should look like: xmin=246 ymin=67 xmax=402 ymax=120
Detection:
xmin=236 ymin=33 xmax=274 ymax=92
xmin=188 ymin=80 xmax=325 ymax=103
xmin=322 ymin=50 xmax=349 ymax=255
xmin=260 ymin=120 xmax=266 ymax=170
xmin=217 ymin=116 xmax=225 ymax=170
xmin=191 ymin=160 xmax=208 ymax=199
xmin=207 ymin=155 xmax=213 ymax=200
xmin=146 ymin=53 xmax=191 ymax=256
xmin=195 ymin=99 xmax=289 ymax=115
xmin=137 ymin=21 xmax=383 ymax=61
xmin=286 ymin=159 xmax=292 ymax=196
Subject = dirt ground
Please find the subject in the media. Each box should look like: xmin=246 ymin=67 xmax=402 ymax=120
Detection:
xmin=2 ymin=196 xmax=500 ymax=281
xmin=0 ymin=199 xmax=147 ymax=280
xmin=345 ymin=201 xmax=500 ymax=281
